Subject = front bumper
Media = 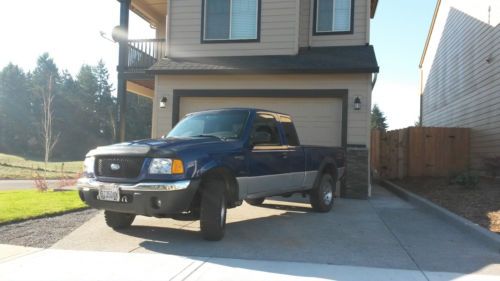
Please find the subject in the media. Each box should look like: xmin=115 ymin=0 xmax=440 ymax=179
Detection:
xmin=77 ymin=178 xmax=200 ymax=217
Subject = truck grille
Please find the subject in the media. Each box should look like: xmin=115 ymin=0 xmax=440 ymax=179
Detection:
xmin=95 ymin=157 xmax=145 ymax=179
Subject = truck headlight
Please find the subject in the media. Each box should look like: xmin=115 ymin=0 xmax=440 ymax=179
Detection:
xmin=149 ymin=158 xmax=184 ymax=175
xmin=83 ymin=157 xmax=95 ymax=177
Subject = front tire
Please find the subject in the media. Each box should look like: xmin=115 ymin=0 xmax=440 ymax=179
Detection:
xmin=200 ymin=177 xmax=227 ymax=241
xmin=309 ymin=173 xmax=335 ymax=212
xmin=104 ymin=211 xmax=135 ymax=229
xmin=245 ymin=198 xmax=265 ymax=206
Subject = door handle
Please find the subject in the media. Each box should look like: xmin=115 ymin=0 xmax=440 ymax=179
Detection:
xmin=281 ymin=152 xmax=288 ymax=159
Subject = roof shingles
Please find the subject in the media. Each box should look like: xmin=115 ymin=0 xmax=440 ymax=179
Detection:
xmin=147 ymin=45 xmax=379 ymax=75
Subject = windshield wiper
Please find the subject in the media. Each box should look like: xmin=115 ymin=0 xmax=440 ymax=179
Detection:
xmin=191 ymin=134 xmax=226 ymax=140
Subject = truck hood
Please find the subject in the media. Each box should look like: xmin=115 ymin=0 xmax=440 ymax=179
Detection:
xmin=86 ymin=137 xmax=223 ymax=157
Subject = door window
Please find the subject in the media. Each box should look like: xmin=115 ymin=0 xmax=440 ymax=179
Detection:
xmin=251 ymin=113 xmax=281 ymax=146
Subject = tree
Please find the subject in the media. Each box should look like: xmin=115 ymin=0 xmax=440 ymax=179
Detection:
xmin=414 ymin=115 xmax=422 ymax=127
xmin=40 ymin=74 xmax=60 ymax=163
xmin=32 ymin=53 xmax=60 ymax=162
xmin=371 ymin=104 xmax=388 ymax=131
xmin=0 ymin=64 xmax=34 ymax=155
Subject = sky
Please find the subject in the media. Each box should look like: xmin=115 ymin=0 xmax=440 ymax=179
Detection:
xmin=0 ymin=0 xmax=436 ymax=130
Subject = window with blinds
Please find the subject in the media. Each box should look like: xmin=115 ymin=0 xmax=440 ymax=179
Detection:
xmin=203 ymin=0 xmax=260 ymax=41
xmin=315 ymin=0 xmax=352 ymax=34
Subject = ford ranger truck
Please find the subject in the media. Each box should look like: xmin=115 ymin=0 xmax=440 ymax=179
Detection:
xmin=78 ymin=108 xmax=345 ymax=241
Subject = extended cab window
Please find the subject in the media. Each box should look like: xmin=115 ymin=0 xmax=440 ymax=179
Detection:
xmin=279 ymin=115 xmax=300 ymax=146
xmin=251 ymin=113 xmax=281 ymax=146
xmin=314 ymin=0 xmax=352 ymax=34
xmin=203 ymin=0 xmax=260 ymax=42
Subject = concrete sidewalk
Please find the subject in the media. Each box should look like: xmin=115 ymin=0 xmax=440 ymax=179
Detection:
xmin=0 ymin=244 xmax=499 ymax=281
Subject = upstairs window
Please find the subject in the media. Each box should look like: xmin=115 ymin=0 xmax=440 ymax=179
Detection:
xmin=314 ymin=0 xmax=353 ymax=34
xmin=203 ymin=0 xmax=260 ymax=42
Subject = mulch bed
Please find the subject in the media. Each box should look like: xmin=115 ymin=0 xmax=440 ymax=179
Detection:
xmin=393 ymin=178 xmax=500 ymax=234
xmin=0 ymin=209 xmax=98 ymax=248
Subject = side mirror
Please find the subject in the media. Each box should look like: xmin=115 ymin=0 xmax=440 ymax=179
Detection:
xmin=251 ymin=131 xmax=272 ymax=146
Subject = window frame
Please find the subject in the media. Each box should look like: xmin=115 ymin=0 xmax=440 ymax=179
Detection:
xmin=201 ymin=0 xmax=262 ymax=44
xmin=312 ymin=0 xmax=355 ymax=36
xmin=250 ymin=113 xmax=283 ymax=147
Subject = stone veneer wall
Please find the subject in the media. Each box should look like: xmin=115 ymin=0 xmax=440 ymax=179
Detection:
xmin=341 ymin=147 xmax=369 ymax=199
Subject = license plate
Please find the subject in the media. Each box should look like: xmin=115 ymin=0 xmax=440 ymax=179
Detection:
xmin=98 ymin=185 xmax=120 ymax=202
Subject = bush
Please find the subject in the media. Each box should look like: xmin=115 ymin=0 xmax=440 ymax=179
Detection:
xmin=483 ymin=156 xmax=500 ymax=178
xmin=452 ymin=171 xmax=480 ymax=189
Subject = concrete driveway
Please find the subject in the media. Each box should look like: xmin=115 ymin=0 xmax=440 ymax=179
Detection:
xmin=51 ymin=185 xmax=500 ymax=278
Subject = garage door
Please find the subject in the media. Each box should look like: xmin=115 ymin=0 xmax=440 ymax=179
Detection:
xmin=179 ymin=97 xmax=343 ymax=147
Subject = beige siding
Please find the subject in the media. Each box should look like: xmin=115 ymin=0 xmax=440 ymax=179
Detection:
xmin=168 ymin=0 xmax=299 ymax=57
xmin=152 ymin=74 xmax=373 ymax=146
xmin=309 ymin=0 xmax=369 ymax=47
xmin=421 ymin=0 xmax=500 ymax=168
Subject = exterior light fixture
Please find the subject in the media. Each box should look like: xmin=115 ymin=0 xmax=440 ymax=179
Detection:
xmin=111 ymin=26 xmax=128 ymax=42
xmin=354 ymin=97 xmax=361 ymax=110
xmin=160 ymin=97 xmax=168 ymax=109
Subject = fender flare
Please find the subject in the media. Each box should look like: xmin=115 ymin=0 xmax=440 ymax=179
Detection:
xmin=197 ymin=160 xmax=240 ymax=203
xmin=312 ymin=157 xmax=338 ymax=191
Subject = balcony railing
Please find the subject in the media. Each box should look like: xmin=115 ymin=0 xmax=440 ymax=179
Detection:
xmin=127 ymin=39 xmax=166 ymax=71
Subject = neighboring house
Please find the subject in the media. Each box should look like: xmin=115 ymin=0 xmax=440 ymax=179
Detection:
xmin=420 ymin=0 xmax=500 ymax=170
xmin=116 ymin=0 xmax=379 ymax=199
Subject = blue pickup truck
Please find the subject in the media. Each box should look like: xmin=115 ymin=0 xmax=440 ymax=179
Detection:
xmin=78 ymin=108 xmax=345 ymax=240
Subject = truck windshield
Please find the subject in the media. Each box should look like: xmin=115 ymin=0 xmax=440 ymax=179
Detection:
xmin=167 ymin=110 xmax=249 ymax=140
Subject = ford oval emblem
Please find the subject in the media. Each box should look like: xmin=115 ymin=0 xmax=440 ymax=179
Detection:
xmin=110 ymin=163 xmax=121 ymax=171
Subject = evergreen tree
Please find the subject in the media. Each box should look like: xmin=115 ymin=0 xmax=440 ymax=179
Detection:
xmin=371 ymin=104 xmax=388 ymax=131
xmin=0 ymin=64 xmax=34 ymax=155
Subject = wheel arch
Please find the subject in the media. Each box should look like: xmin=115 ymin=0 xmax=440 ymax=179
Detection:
xmin=312 ymin=158 xmax=338 ymax=190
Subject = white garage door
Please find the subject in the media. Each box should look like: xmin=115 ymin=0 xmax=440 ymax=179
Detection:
xmin=179 ymin=97 xmax=343 ymax=147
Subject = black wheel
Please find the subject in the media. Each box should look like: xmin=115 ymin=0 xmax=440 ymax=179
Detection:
xmin=245 ymin=198 xmax=265 ymax=206
xmin=104 ymin=210 xmax=135 ymax=229
xmin=310 ymin=173 xmax=335 ymax=212
xmin=200 ymin=177 xmax=227 ymax=241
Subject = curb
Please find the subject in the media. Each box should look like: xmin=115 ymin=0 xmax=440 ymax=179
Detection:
xmin=0 ymin=207 xmax=90 ymax=227
xmin=381 ymin=180 xmax=500 ymax=252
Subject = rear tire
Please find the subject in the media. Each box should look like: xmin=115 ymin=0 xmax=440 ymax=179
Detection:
xmin=245 ymin=198 xmax=265 ymax=206
xmin=200 ymin=177 xmax=227 ymax=241
xmin=104 ymin=211 xmax=135 ymax=229
xmin=309 ymin=174 xmax=335 ymax=212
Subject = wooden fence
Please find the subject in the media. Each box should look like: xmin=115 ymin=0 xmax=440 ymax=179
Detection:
xmin=371 ymin=127 xmax=470 ymax=179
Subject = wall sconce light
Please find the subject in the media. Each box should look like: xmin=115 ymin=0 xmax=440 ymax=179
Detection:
xmin=160 ymin=97 xmax=168 ymax=109
xmin=354 ymin=97 xmax=361 ymax=110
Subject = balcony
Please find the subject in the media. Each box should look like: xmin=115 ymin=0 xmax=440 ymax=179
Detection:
xmin=126 ymin=38 xmax=166 ymax=73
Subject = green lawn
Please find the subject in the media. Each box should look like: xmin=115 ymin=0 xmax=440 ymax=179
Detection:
xmin=0 ymin=153 xmax=83 ymax=179
xmin=0 ymin=190 xmax=87 ymax=223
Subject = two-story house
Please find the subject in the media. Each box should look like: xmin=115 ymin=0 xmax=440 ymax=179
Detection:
xmin=420 ymin=0 xmax=499 ymax=172
xmin=115 ymin=0 xmax=379 ymax=199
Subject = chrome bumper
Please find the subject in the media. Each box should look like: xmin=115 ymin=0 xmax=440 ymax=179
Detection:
xmin=77 ymin=178 xmax=191 ymax=192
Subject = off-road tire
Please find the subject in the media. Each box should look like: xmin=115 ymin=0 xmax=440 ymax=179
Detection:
xmin=245 ymin=198 xmax=265 ymax=206
xmin=309 ymin=173 xmax=335 ymax=212
xmin=200 ymin=177 xmax=227 ymax=241
xmin=104 ymin=211 xmax=136 ymax=229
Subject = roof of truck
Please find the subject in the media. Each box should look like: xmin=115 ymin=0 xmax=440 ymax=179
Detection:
xmin=189 ymin=108 xmax=289 ymax=116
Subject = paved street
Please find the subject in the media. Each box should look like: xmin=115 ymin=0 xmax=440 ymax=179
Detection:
xmin=1 ymin=185 xmax=499 ymax=280
xmin=0 ymin=180 xmax=62 ymax=191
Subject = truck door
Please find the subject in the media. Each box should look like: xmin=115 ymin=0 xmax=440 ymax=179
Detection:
xmin=247 ymin=113 xmax=290 ymax=196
